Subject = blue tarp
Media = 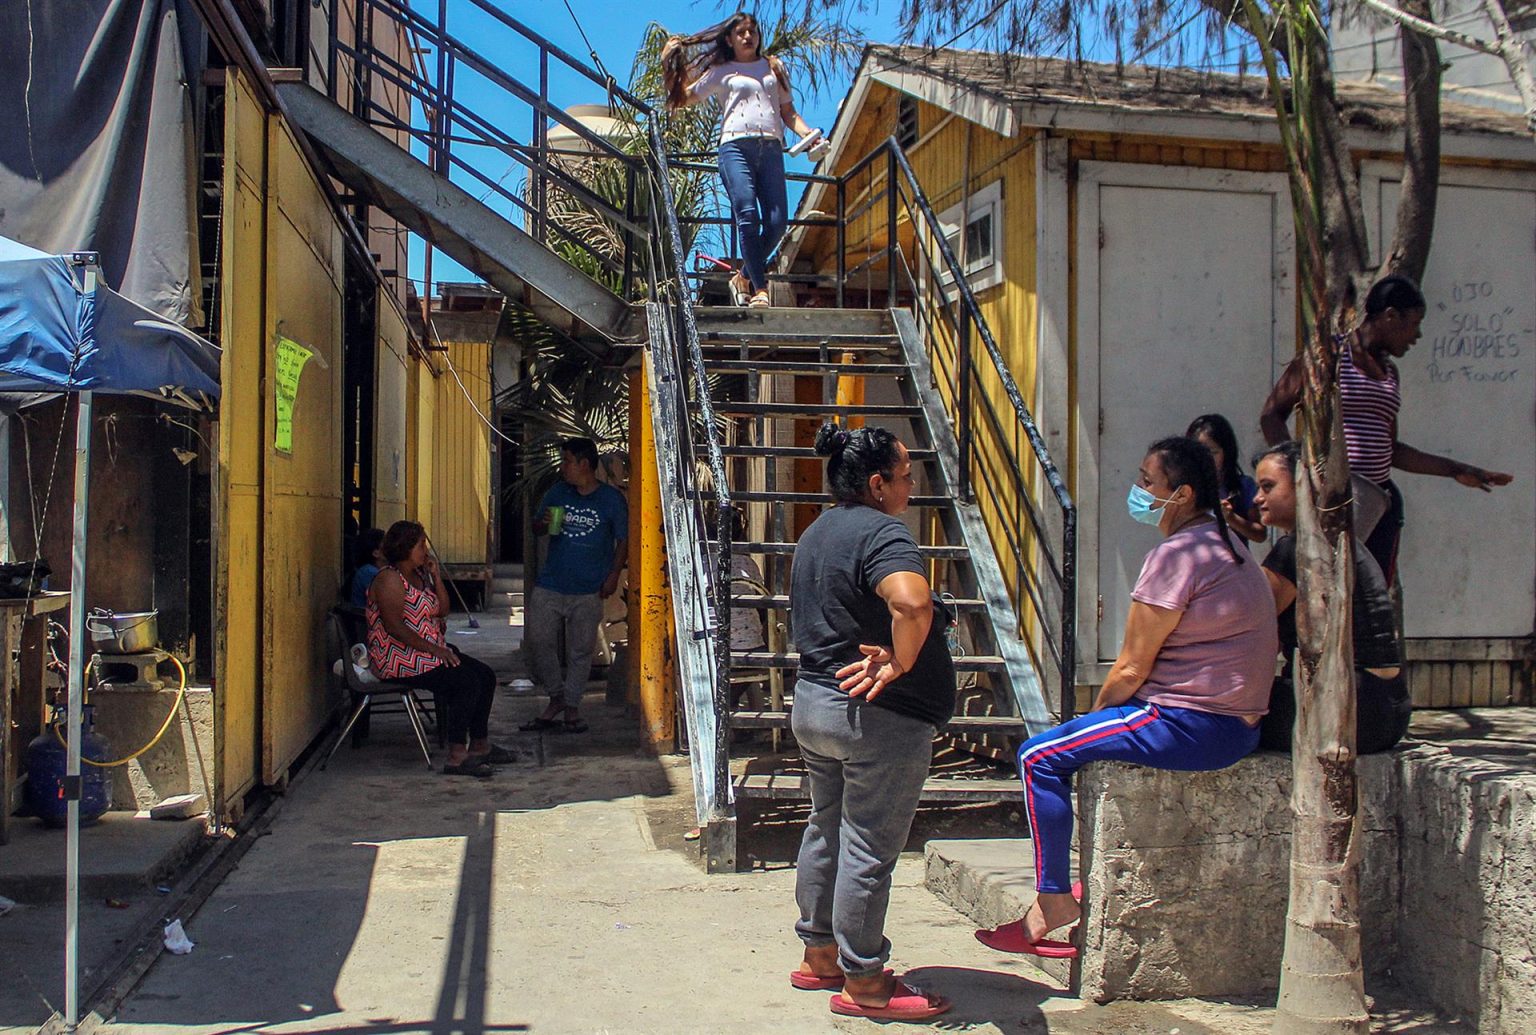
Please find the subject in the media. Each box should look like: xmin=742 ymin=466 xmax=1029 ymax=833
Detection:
xmin=0 ymin=234 xmax=220 ymax=399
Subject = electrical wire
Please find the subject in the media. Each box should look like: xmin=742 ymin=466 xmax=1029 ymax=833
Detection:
xmin=424 ymin=312 xmax=518 ymax=447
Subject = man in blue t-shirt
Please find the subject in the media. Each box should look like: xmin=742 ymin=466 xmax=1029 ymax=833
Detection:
xmin=520 ymin=438 xmax=628 ymax=734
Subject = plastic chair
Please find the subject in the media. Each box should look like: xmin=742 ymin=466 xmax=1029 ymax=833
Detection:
xmin=321 ymin=611 xmax=434 ymax=771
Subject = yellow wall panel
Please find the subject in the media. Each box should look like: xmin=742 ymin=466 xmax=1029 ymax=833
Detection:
xmin=408 ymin=356 xmax=438 ymax=533
xmin=374 ymin=293 xmax=410 ymax=527
xmin=260 ymin=116 xmax=346 ymax=785
xmin=214 ymin=70 xmax=268 ymax=812
xmin=430 ymin=340 xmax=492 ymax=565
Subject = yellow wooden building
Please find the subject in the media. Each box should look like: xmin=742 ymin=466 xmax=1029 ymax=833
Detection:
xmin=787 ymin=46 xmax=1536 ymax=710
xmin=213 ymin=64 xmax=495 ymax=816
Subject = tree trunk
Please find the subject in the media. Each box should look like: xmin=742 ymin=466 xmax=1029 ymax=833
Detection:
xmin=1384 ymin=0 xmax=1442 ymax=283
xmin=1272 ymin=16 xmax=1372 ymax=1035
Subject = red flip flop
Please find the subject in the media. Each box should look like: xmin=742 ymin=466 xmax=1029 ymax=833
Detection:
xmin=974 ymin=881 xmax=1084 ymax=958
xmin=974 ymin=921 xmax=1078 ymax=957
xmin=789 ymin=966 xmax=892 ymax=991
xmin=829 ymin=979 xmax=951 ymax=1021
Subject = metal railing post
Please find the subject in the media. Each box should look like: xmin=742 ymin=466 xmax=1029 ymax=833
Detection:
xmin=835 ymin=178 xmax=846 ymax=309
xmin=885 ymin=147 xmax=897 ymax=307
xmin=958 ymin=317 xmax=972 ymax=501
xmin=535 ymin=49 xmax=549 ymax=245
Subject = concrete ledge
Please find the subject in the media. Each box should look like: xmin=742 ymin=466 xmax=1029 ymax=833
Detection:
xmin=923 ymin=734 xmax=1536 ymax=1032
xmin=1075 ymin=751 xmax=1402 ymax=1002
xmin=0 ymin=811 xmax=206 ymax=902
xmin=924 ymin=838 xmax=1073 ymax=986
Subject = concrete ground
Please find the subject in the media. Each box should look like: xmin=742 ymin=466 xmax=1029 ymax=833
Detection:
xmin=4 ymin=606 xmax=1485 ymax=1034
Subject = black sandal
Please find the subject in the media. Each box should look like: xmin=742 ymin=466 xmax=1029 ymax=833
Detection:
xmin=519 ymin=717 xmax=560 ymax=732
xmin=561 ymin=719 xmax=589 ymax=734
xmin=442 ymin=759 xmax=494 ymax=778
xmin=469 ymin=744 xmax=517 ymax=764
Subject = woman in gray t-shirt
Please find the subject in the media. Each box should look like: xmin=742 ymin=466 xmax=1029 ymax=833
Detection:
xmin=783 ymin=423 xmax=952 ymax=1023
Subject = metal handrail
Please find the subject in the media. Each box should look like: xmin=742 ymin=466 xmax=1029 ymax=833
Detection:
xmin=642 ymin=123 xmax=734 ymax=807
xmin=839 ymin=137 xmax=1078 ymax=717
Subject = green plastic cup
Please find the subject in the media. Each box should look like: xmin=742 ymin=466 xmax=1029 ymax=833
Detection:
xmin=547 ymin=505 xmax=566 ymax=535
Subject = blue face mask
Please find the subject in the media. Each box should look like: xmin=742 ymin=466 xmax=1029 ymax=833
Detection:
xmin=1127 ymin=483 xmax=1175 ymax=526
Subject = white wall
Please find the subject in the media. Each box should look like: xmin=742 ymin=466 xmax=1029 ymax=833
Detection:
xmin=1332 ymin=4 xmax=1532 ymax=115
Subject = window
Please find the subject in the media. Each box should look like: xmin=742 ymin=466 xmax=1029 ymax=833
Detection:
xmin=896 ymin=96 xmax=919 ymax=150
xmin=935 ymin=180 xmax=1004 ymax=294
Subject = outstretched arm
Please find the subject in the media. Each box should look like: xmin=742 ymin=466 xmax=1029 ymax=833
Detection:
xmin=1392 ymin=442 xmax=1513 ymax=491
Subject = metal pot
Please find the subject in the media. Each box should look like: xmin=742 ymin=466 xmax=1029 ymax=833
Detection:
xmin=86 ymin=610 xmax=159 ymax=654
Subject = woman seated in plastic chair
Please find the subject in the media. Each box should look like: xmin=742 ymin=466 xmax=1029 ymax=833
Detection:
xmin=975 ymin=436 xmax=1277 ymax=958
xmin=366 ymin=520 xmax=512 ymax=778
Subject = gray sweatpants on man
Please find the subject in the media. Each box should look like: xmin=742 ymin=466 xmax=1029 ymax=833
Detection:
xmin=525 ymin=586 xmax=604 ymax=709
xmin=791 ymin=678 xmax=936 ymax=977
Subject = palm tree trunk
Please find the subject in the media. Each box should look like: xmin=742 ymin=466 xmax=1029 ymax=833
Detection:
xmin=1249 ymin=7 xmax=1370 ymax=1031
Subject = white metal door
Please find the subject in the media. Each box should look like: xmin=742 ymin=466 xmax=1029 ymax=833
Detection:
xmin=1077 ymin=164 xmax=1294 ymax=665
xmin=1366 ymin=167 xmax=1536 ymax=638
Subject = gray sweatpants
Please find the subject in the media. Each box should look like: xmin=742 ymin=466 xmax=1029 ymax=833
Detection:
xmin=525 ymin=586 xmax=604 ymax=709
xmin=791 ymin=678 xmax=936 ymax=977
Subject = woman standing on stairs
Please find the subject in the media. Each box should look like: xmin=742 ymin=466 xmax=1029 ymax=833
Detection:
xmin=784 ymin=423 xmax=954 ymax=1023
xmin=975 ymin=437 xmax=1276 ymax=959
xmin=663 ymin=11 xmax=828 ymax=308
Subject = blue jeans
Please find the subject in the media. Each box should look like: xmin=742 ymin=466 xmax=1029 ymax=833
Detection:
xmin=1017 ymin=702 xmax=1260 ymax=893
xmin=718 ymin=136 xmax=788 ymax=292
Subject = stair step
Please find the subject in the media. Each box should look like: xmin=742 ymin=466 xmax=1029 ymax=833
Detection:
xmin=715 ymin=541 xmax=968 ymax=559
xmin=732 ymin=593 xmax=987 ymax=611
xmin=720 ymin=444 xmax=939 ymax=461
xmin=698 ymin=331 xmax=901 ymax=347
xmin=714 ymin=401 xmax=923 ymax=418
xmin=731 ymin=652 xmax=1005 ymax=671
xmin=735 ymin=773 xmax=1020 ymax=802
xmin=707 ymin=359 xmax=912 ymax=376
xmin=732 ymin=710 xmax=1028 ymax=732
xmin=699 ymin=489 xmax=951 ymax=508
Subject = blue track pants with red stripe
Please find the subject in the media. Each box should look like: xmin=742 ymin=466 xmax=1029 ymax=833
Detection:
xmin=1018 ymin=701 xmax=1260 ymax=893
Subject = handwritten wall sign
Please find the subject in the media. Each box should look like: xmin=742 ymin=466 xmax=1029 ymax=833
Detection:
xmin=274 ymin=335 xmax=315 ymax=454
xmin=1425 ymin=281 xmax=1530 ymax=387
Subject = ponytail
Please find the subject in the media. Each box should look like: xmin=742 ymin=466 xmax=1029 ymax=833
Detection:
xmin=1147 ymin=436 xmax=1246 ymax=565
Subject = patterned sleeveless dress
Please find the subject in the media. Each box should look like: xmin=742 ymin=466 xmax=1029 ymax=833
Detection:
xmin=366 ymin=566 xmax=447 ymax=679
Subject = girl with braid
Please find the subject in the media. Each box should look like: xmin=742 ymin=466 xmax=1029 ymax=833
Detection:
xmin=975 ymin=437 xmax=1277 ymax=960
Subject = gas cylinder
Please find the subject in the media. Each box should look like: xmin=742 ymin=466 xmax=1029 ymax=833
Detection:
xmin=25 ymin=704 xmax=112 ymax=827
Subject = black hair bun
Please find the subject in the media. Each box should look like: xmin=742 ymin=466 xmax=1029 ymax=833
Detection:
xmin=813 ymin=422 xmax=850 ymax=457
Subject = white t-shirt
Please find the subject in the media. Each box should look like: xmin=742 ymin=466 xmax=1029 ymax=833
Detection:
xmin=693 ymin=59 xmax=786 ymax=144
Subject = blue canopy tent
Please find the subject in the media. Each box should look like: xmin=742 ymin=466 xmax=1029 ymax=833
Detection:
xmin=0 ymin=234 xmax=220 ymax=1030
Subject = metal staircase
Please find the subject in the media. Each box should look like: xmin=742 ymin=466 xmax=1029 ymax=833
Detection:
xmin=683 ymin=301 xmax=1070 ymax=870
xmin=311 ymin=0 xmax=1076 ymax=873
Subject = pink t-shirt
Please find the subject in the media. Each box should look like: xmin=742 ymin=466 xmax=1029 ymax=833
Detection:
xmin=1130 ymin=521 xmax=1278 ymax=718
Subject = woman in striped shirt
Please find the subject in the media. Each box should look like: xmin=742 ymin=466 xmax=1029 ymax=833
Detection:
xmin=1260 ymin=274 xmax=1512 ymax=581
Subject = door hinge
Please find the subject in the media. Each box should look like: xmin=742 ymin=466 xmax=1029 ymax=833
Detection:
xmin=1098 ymin=223 xmax=1106 ymax=250
xmin=1098 ymin=410 xmax=1105 ymax=436
xmin=1096 ymin=595 xmax=1104 ymax=623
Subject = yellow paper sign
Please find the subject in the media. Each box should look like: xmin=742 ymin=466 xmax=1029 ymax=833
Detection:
xmin=274 ymin=336 xmax=314 ymax=453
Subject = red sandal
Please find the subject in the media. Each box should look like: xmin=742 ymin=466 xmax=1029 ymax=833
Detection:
xmin=975 ymin=881 xmax=1083 ymax=958
xmin=789 ymin=966 xmax=892 ymax=991
xmin=829 ymin=979 xmax=951 ymax=1021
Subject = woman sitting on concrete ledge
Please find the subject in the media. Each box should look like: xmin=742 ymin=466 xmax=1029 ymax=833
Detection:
xmin=976 ymin=436 xmax=1277 ymax=959
xmin=1251 ymin=440 xmax=1410 ymax=755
